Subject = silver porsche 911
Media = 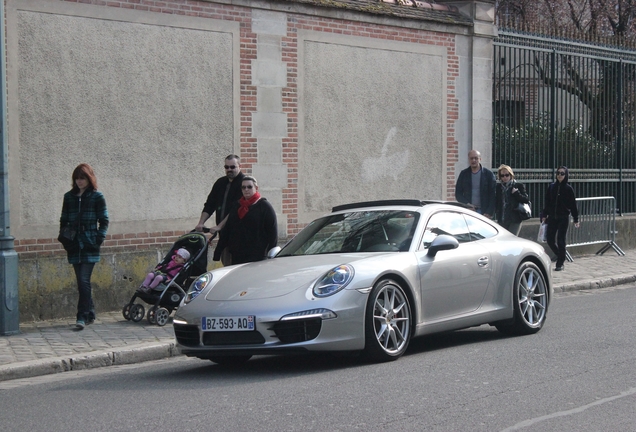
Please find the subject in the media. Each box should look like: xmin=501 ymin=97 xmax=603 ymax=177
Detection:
xmin=173 ymin=200 xmax=552 ymax=365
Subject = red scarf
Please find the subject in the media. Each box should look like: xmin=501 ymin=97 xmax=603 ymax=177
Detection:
xmin=238 ymin=192 xmax=261 ymax=219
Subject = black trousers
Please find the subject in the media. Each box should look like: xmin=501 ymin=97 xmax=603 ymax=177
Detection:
xmin=546 ymin=216 xmax=569 ymax=266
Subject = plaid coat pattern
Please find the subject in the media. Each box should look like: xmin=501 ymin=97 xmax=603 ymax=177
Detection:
xmin=59 ymin=188 xmax=109 ymax=264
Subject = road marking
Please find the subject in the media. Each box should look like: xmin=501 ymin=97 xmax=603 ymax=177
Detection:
xmin=500 ymin=387 xmax=636 ymax=431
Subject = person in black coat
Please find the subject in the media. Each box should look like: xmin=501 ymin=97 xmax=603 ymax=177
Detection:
xmin=495 ymin=164 xmax=530 ymax=236
xmin=212 ymin=176 xmax=278 ymax=265
xmin=195 ymin=154 xmax=245 ymax=265
xmin=540 ymin=166 xmax=580 ymax=271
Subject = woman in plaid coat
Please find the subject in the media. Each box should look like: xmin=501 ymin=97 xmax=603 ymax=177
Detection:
xmin=59 ymin=163 xmax=109 ymax=330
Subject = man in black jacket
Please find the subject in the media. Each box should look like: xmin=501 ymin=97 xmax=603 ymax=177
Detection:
xmin=455 ymin=150 xmax=496 ymax=219
xmin=195 ymin=154 xmax=245 ymax=265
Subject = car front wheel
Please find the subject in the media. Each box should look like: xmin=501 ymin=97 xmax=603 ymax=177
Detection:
xmin=497 ymin=261 xmax=548 ymax=335
xmin=363 ymin=278 xmax=412 ymax=362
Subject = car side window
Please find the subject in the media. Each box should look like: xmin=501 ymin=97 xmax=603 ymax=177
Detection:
xmin=463 ymin=214 xmax=498 ymax=241
xmin=422 ymin=212 xmax=471 ymax=249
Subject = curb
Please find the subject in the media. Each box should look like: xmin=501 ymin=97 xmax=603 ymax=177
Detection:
xmin=0 ymin=342 xmax=180 ymax=382
xmin=553 ymin=274 xmax=636 ymax=293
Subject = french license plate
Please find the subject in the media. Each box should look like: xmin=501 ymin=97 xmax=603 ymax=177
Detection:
xmin=201 ymin=316 xmax=255 ymax=332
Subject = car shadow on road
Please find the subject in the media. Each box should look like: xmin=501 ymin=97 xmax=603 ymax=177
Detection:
xmin=161 ymin=326 xmax=509 ymax=381
xmin=404 ymin=325 xmax=507 ymax=357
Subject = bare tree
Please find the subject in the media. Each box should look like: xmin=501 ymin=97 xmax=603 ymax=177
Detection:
xmin=496 ymin=0 xmax=636 ymax=144
xmin=497 ymin=0 xmax=636 ymax=41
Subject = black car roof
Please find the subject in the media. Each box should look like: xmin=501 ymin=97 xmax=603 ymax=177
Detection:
xmin=331 ymin=200 xmax=473 ymax=212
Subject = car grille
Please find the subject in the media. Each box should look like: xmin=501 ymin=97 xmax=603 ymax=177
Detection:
xmin=202 ymin=331 xmax=266 ymax=346
xmin=174 ymin=324 xmax=200 ymax=347
xmin=272 ymin=318 xmax=322 ymax=343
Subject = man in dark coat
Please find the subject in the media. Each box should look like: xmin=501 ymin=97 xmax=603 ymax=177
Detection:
xmin=195 ymin=154 xmax=245 ymax=265
xmin=455 ymin=150 xmax=496 ymax=218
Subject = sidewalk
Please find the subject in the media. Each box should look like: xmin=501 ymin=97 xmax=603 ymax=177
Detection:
xmin=1 ymin=252 xmax=635 ymax=382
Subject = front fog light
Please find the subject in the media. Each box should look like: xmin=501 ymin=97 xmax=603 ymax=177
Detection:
xmin=281 ymin=309 xmax=337 ymax=321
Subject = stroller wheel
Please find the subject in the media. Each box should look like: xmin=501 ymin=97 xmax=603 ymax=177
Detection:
xmin=122 ymin=304 xmax=132 ymax=321
xmin=130 ymin=304 xmax=145 ymax=322
xmin=147 ymin=306 xmax=157 ymax=325
xmin=156 ymin=307 xmax=170 ymax=326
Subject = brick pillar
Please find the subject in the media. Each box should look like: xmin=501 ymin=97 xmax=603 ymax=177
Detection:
xmin=438 ymin=0 xmax=497 ymax=171
xmin=250 ymin=9 xmax=289 ymax=238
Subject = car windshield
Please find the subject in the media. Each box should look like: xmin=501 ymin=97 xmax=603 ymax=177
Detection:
xmin=277 ymin=210 xmax=420 ymax=256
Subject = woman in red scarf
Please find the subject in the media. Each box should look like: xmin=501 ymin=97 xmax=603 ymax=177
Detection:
xmin=212 ymin=176 xmax=278 ymax=265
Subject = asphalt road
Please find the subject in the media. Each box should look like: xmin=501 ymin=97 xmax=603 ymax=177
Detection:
xmin=1 ymin=284 xmax=635 ymax=432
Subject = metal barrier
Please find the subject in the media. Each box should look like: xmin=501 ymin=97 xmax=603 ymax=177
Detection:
xmin=565 ymin=196 xmax=626 ymax=262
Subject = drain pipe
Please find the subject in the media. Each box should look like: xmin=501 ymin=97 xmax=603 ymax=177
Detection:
xmin=0 ymin=0 xmax=19 ymax=335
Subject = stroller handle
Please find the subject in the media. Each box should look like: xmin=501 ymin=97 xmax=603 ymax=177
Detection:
xmin=189 ymin=227 xmax=217 ymax=243
xmin=190 ymin=227 xmax=212 ymax=234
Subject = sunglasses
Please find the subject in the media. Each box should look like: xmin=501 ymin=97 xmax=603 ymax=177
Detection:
xmin=557 ymin=171 xmax=566 ymax=175
xmin=224 ymin=165 xmax=237 ymax=170
xmin=499 ymin=173 xmax=511 ymax=177
xmin=242 ymin=185 xmax=254 ymax=190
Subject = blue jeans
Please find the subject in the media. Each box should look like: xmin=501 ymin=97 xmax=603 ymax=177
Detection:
xmin=73 ymin=263 xmax=96 ymax=322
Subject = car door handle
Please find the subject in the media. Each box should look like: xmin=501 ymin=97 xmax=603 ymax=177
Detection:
xmin=477 ymin=256 xmax=489 ymax=267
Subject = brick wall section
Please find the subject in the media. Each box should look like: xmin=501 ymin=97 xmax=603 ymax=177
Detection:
xmin=14 ymin=231 xmax=190 ymax=259
xmin=283 ymin=16 xmax=300 ymax=234
xmin=21 ymin=0 xmax=459 ymax=258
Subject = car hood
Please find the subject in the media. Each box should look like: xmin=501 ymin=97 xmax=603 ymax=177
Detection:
xmin=204 ymin=254 xmax=373 ymax=301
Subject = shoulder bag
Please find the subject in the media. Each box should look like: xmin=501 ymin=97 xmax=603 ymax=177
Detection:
xmin=515 ymin=202 xmax=532 ymax=220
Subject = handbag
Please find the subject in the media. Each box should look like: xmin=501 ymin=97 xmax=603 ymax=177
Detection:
xmin=515 ymin=202 xmax=532 ymax=220
xmin=537 ymin=222 xmax=547 ymax=243
xmin=58 ymin=225 xmax=77 ymax=247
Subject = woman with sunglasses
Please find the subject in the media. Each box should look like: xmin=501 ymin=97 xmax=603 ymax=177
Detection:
xmin=540 ymin=166 xmax=580 ymax=271
xmin=495 ymin=164 xmax=530 ymax=236
xmin=212 ymin=176 xmax=278 ymax=265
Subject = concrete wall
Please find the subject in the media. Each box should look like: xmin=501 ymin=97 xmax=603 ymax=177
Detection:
xmin=7 ymin=0 xmax=239 ymax=240
xmin=297 ymin=30 xmax=448 ymax=221
xmin=4 ymin=0 xmax=496 ymax=320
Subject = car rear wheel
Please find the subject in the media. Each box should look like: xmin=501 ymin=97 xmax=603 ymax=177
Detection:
xmin=208 ymin=355 xmax=252 ymax=366
xmin=497 ymin=261 xmax=548 ymax=335
xmin=363 ymin=278 xmax=411 ymax=362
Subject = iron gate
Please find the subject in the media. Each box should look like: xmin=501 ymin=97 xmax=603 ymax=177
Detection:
xmin=493 ymin=30 xmax=636 ymax=216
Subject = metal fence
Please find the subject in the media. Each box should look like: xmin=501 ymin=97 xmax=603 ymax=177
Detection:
xmin=564 ymin=196 xmax=625 ymax=262
xmin=493 ymin=30 xmax=636 ymax=216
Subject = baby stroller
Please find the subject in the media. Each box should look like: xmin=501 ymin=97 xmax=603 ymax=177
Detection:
xmin=122 ymin=231 xmax=209 ymax=326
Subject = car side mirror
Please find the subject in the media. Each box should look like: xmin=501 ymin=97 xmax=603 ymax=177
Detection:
xmin=267 ymin=246 xmax=281 ymax=259
xmin=426 ymin=235 xmax=459 ymax=258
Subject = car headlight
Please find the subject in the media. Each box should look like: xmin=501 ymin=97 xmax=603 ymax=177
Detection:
xmin=185 ymin=273 xmax=212 ymax=304
xmin=312 ymin=265 xmax=354 ymax=297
